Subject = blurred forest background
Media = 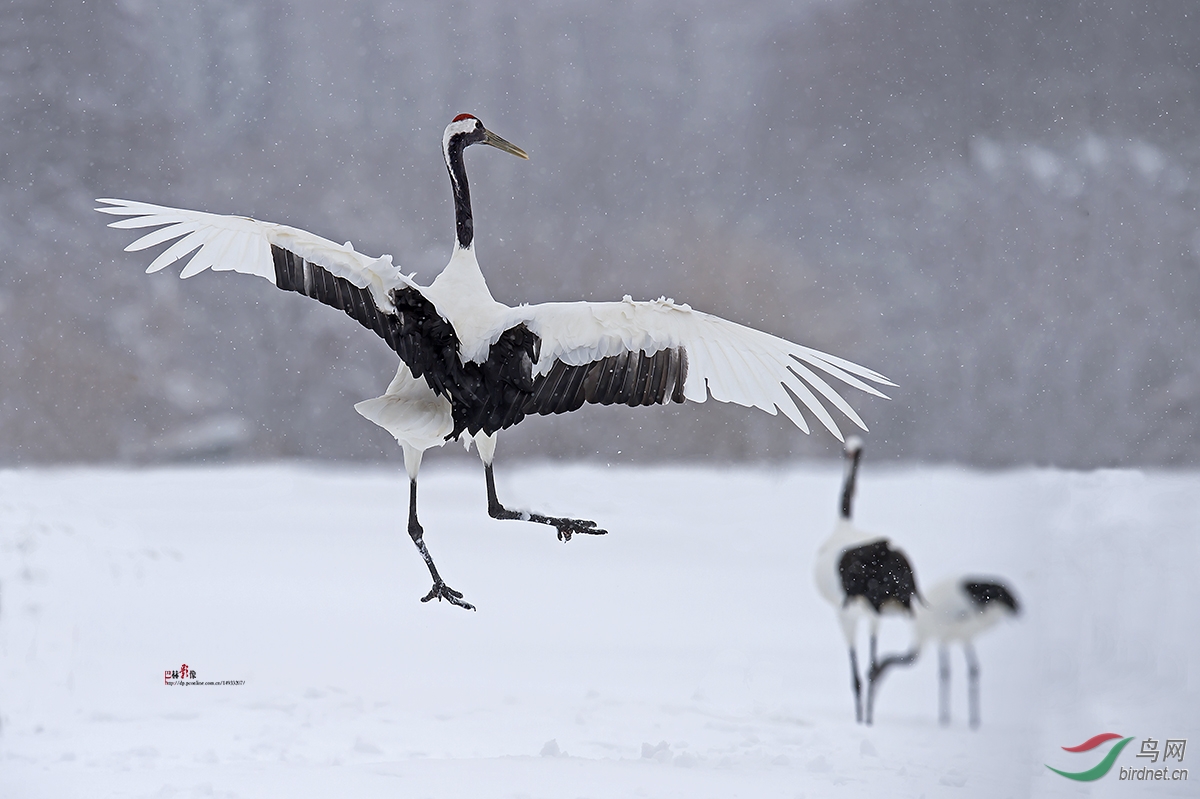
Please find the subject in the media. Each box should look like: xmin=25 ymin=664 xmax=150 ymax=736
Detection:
xmin=2 ymin=0 xmax=1199 ymax=468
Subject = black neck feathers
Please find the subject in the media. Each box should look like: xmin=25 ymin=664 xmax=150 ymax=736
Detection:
xmin=446 ymin=134 xmax=474 ymax=249
xmin=840 ymin=448 xmax=861 ymax=519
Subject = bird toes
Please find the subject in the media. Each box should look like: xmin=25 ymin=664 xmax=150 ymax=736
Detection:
xmin=421 ymin=580 xmax=476 ymax=611
xmin=555 ymin=519 xmax=607 ymax=542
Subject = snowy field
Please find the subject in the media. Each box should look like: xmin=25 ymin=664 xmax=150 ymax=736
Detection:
xmin=0 ymin=462 xmax=1196 ymax=798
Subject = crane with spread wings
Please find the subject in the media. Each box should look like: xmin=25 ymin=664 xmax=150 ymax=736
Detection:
xmin=99 ymin=114 xmax=892 ymax=610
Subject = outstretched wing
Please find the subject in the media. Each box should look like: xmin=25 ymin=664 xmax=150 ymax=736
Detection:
xmin=513 ymin=296 xmax=892 ymax=440
xmin=96 ymin=199 xmax=474 ymax=401
xmin=96 ymin=198 xmax=415 ymax=305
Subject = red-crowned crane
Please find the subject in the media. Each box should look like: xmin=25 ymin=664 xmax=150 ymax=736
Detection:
xmin=914 ymin=576 xmax=1020 ymax=728
xmin=814 ymin=436 xmax=919 ymax=724
xmin=99 ymin=114 xmax=893 ymax=610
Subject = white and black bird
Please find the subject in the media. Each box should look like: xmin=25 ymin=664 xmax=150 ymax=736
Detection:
xmin=814 ymin=436 xmax=919 ymax=724
xmin=99 ymin=114 xmax=893 ymax=610
xmin=914 ymin=576 xmax=1020 ymax=728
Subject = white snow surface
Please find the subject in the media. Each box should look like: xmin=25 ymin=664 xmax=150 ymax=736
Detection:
xmin=0 ymin=463 xmax=1196 ymax=798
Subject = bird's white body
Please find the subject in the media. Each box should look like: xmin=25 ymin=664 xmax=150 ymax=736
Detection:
xmin=914 ymin=578 xmax=1016 ymax=645
xmin=909 ymin=576 xmax=1019 ymax=727
xmin=354 ymin=363 xmax=455 ymax=479
xmin=815 ymin=519 xmax=896 ymax=641
xmin=422 ymin=245 xmax=509 ymax=364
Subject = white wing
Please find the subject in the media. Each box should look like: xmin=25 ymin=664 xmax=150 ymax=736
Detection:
xmin=95 ymin=199 xmax=416 ymax=311
xmin=515 ymin=296 xmax=892 ymax=440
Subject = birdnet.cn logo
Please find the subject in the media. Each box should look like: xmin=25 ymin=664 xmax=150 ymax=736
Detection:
xmin=1046 ymin=733 xmax=1188 ymax=782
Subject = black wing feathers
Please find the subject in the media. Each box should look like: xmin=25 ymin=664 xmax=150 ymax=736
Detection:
xmin=839 ymin=540 xmax=920 ymax=613
xmin=272 ymin=244 xmax=414 ymax=356
xmin=270 ymin=244 xmax=690 ymax=438
xmin=524 ymin=346 xmax=688 ymax=417
xmin=464 ymin=324 xmax=540 ymax=435
xmin=271 ymin=244 xmax=473 ymax=412
xmin=962 ymin=580 xmax=1019 ymax=613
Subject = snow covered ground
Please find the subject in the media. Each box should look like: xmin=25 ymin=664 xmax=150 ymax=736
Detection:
xmin=0 ymin=462 xmax=1195 ymax=797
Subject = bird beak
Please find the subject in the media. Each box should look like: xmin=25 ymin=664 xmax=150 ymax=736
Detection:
xmin=483 ymin=129 xmax=529 ymax=160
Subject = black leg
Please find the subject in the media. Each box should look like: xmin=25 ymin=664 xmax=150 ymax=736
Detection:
xmin=407 ymin=478 xmax=474 ymax=611
xmin=965 ymin=641 xmax=980 ymax=729
xmin=849 ymin=647 xmax=864 ymax=724
xmin=866 ymin=638 xmax=920 ymax=726
xmin=484 ymin=462 xmax=607 ymax=541
xmin=865 ymin=633 xmax=879 ymax=725
xmin=938 ymin=645 xmax=951 ymax=725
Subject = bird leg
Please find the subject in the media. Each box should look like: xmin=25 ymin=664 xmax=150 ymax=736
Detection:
xmin=407 ymin=478 xmax=474 ymax=610
xmin=849 ymin=647 xmax=864 ymax=724
xmin=865 ymin=633 xmax=879 ymax=725
xmin=938 ymin=645 xmax=951 ymax=725
xmin=965 ymin=641 xmax=981 ymax=729
xmin=865 ymin=634 xmax=919 ymax=725
xmin=483 ymin=463 xmax=607 ymax=541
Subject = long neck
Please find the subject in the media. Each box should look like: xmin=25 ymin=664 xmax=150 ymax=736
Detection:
xmin=839 ymin=450 xmax=861 ymax=519
xmin=445 ymin=137 xmax=474 ymax=250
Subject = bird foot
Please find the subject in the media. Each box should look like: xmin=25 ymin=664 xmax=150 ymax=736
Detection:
xmin=421 ymin=580 xmax=476 ymax=610
xmin=488 ymin=502 xmax=607 ymax=542
xmin=553 ymin=517 xmax=607 ymax=542
xmin=867 ymin=648 xmax=919 ymax=684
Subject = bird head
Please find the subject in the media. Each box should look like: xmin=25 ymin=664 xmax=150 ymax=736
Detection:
xmin=443 ymin=114 xmax=529 ymax=160
xmin=843 ymin=435 xmax=864 ymax=458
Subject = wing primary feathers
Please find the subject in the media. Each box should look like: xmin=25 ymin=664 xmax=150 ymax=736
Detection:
xmin=781 ymin=369 xmax=842 ymax=439
xmin=331 ymin=271 xmax=351 ymax=309
xmin=582 ymin=359 xmax=608 ymax=403
xmin=618 ymin=350 xmax=643 ymax=402
xmin=788 ymin=359 xmax=868 ymax=431
xmin=146 ymin=232 xmax=206 ymax=274
xmin=628 ymin=348 xmax=654 ymax=407
xmin=125 ymin=223 xmax=189 ymax=252
xmin=558 ymin=363 xmax=591 ymax=413
xmin=529 ymin=361 xmax=570 ymax=409
xmin=654 ymin=347 xmax=685 ymax=404
xmin=597 ymin=351 xmax=628 ymax=405
xmin=315 ymin=262 xmax=336 ymax=302
xmin=347 ymin=283 xmax=375 ymax=333
xmin=273 ymin=245 xmax=399 ymax=352
xmin=273 ymin=246 xmax=299 ymax=290
xmin=795 ymin=350 xmax=893 ymax=399
xmin=644 ymin=350 xmax=667 ymax=404
xmin=523 ymin=345 xmax=689 ymax=418
xmin=668 ymin=347 xmax=688 ymax=403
